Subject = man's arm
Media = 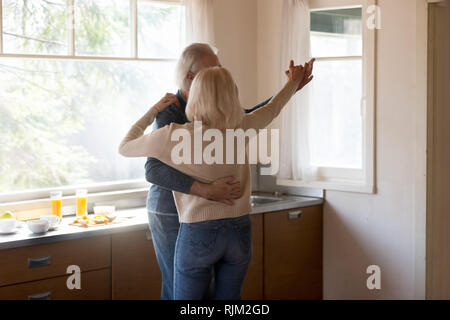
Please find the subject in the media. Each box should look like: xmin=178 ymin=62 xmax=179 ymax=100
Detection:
xmin=245 ymin=97 xmax=272 ymax=113
xmin=145 ymin=157 xmax=194 ymax=193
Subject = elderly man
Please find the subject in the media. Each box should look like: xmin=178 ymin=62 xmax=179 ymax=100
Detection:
xmin=146 ymin=43 xmax=314 ymax=300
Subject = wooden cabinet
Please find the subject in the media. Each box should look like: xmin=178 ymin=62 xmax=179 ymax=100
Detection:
xmin=111 ymin=229 xmax=162 ymax=299
xmin=0 ymin=204 xmax=322 ymax=300
xmin=263 ymin=205 xmax=323 ymax=300
xmin=241 ymin=214 xmax=263 ymax=300
xmin=0 ymin=236 xmax=111 ymax=300
xmin=0 ymin=269 xmax=111 ymax=300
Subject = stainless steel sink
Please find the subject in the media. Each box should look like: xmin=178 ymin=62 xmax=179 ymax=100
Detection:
xmin=249 ymin=193 xmax=323 ymax=213
xmin=251 ymin=195 xmax=283 ymax=206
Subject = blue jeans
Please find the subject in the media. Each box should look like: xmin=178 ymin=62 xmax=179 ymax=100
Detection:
xmin=147 ymin=210 xmax=180 ymax=300
xmin=173 ymin=214 xmax=252 ymax=300
xmin=147 ymin=208 xmax=216 ymax=300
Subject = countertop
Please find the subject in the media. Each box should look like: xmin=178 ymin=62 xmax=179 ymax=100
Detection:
xmin=0 ymin=193 xmax=323 ymax=250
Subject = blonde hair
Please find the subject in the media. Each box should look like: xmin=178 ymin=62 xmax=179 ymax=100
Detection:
xmin=186 ymin=67 xmax=244 ymax=129
xmin=175 ymin=43 xmax=217 ymax=92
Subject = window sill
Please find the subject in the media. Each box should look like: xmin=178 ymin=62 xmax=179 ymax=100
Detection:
xmin=0 ymin=187 xmax=150 ymax=221
xmin=276 ymin=178 xmax=376 ymax=194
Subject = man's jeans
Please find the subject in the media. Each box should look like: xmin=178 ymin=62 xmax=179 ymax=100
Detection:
xmin=147 ymin=209 xmax=180 ymax=300
xmin=173 ymin=214 xmax=252 ymax=300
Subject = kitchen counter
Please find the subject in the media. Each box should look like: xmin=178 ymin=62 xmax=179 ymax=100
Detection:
xmin=0 ymin=194 xmax=323 ymax=250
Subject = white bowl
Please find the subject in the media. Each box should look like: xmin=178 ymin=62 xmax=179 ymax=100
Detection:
xmin=40 ymin=215 xmax=61 ymax=229
xmin=27 ymin=220 xmax=50 ymax=234
xmin=0 ymin=218 xmax=17 ymax=233
xmin=93 ymin=205 xmax=116 ymax=216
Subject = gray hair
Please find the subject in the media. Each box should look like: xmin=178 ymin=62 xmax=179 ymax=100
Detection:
xmin=175 ymin=43 xmax=217 ymax=92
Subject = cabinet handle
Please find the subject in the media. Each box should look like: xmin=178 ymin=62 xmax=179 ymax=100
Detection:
xmin=28 ymin=256 xmax=51 ymax=268
xmin=28 ymin=291 xmax=52 ymax=300
xmin=288 ymin=210 xmax=302 ymax=220
xmin=145 ymin=230 xmax=152 ymax=241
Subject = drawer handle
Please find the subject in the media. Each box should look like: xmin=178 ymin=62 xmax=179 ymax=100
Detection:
xmin=145 ymin=230 xmax=152 ymax=241
xmin=288 ymin=210 xmax=302 ymax=220
xmin=28 ymin=291 xmax=52 ymax=300
xmin=28 ymin=256 xmax=51 ymax=268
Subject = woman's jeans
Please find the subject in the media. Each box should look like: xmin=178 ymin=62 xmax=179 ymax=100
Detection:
xmin=174 ymin=214 xmax=252 ymax=300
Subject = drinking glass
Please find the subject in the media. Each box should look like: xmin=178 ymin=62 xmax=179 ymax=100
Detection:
xmin=76 ymin=189 xmax=88 ymax=218
xmin=50 ymin=191 xmax=62 ymax=218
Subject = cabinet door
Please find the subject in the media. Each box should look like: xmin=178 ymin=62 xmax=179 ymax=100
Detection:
xmin=241 ymin=214 xmax=263 ymax=300
xmin=264 ymin=206 xmax=323 ymax=300
xmin=0 ymin=269 xmax=111 ymax=300
xmin=111 ymin=230 xmax=162 ymax=299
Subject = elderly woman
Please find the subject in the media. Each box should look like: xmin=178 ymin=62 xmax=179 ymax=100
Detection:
xmin=119 ymin=60 xmax=312 ymax=300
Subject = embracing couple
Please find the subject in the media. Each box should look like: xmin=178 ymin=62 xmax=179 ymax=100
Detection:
xmin=119 ymin=43 xmax=314 ymax=300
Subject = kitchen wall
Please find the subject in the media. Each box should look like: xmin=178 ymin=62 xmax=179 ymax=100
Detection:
xmin=212 ymin=0 xmax=428 ymax=299
xmin=212 ymin=0 xmax=258 ymax=108
xmin=256 ymin=0 xmax=428 ymax=299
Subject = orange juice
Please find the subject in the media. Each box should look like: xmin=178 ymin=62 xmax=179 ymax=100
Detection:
xmin=76 ymin=197 xmax=87 ymax=217
xmin=51 ymin=199 xmax=62 ymax=218
xmin=50 ymin=191 xmax=62 ymax=218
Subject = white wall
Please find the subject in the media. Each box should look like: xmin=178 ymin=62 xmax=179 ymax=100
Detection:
xmin=254 ymin=0 xmax=428 ymax=299
xmin=212 ymin=0 xmax=258 ymax=108
xmin=212 ymin=0 xmax=427 ymax=299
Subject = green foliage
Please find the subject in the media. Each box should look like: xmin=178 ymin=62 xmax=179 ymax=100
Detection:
xmin=0 ymin=0 xmax=176 ymax=193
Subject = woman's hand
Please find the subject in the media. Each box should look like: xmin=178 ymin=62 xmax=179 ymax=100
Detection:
xmin=285 ymin=60 xmax=306 ymax=84
xmin=295 ymin=58 xmax=315 ymax=91
xmin=153 ymin=93 xmax=180 ymax=112
xmin=284 ymin=58 xmax=315 ymax=91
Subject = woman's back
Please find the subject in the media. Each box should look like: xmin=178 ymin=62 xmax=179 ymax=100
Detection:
xmin=160 ymin=121 xmax=254 ymax=223
xmin=119 ymin=65 xmax=305 ymax=223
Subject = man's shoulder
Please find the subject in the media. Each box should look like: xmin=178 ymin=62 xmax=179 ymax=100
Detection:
xmin=157 ymin=104 xmax=182 ymax=117
xmin=156 ymin=104 xmax=187 ymax=128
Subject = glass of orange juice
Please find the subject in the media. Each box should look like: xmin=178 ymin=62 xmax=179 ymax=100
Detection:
xmin=50 ymin=191 xmax=62 ymax=218
xmin=76 ymin=189 xmax=88 ymax=218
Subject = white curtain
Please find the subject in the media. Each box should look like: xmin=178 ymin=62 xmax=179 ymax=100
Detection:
xmin=183 ymin=0 xmax=215 ymax=46
xmin=277 ymin=0 xmax=318 ymax=182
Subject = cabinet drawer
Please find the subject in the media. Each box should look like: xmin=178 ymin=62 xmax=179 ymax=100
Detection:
xmin=0 ymin=269 xmax=111 ymax=300
xmin=0 ymin=236 xmax=111 ymax=287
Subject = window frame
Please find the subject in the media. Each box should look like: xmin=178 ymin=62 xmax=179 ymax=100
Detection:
xmin=0 ymin=0 xmax=184 ymax=207
xmin=277 ymin=0 xmax=376 ymax=194
xmin=0 ymin=0 xmax=183 ymax=60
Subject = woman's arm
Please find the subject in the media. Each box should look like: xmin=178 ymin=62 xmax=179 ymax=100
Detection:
xmin=118 ymin=93 xmax=179 ymax=158
xmin=244 ymin=97 xmax=272 ymax=113
xmin=242 ymin=60 xmax=313 ymax=131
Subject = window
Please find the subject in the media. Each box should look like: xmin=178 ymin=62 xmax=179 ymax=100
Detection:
xmin=277 ymin=0 xmax=376 ymax=193
xmin=0 ymin=0 xmax=185 ymax=200
xmin=309 ymin=8 xmax=363 ymax=169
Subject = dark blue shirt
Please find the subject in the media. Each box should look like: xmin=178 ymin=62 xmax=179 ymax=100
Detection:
xmin=145 ymin=90 xmax=271 ymax=214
